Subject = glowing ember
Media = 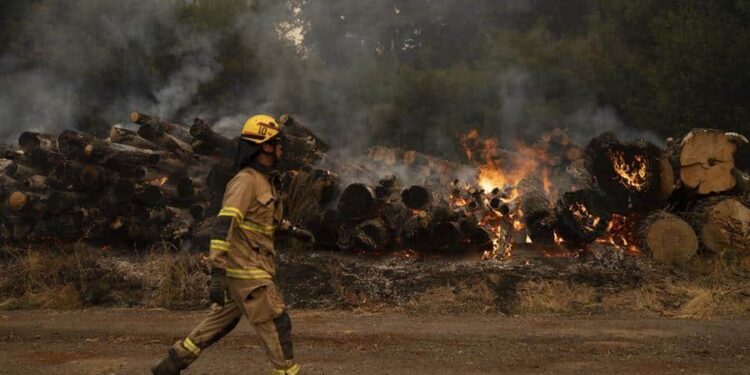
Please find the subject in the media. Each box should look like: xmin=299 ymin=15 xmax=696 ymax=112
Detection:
xmin=596 ymin=214 xmax=641 ymax=255
xmin=453 ymin=196 xmax=469 ymax=207
xmin=569 ymin=203 xmax=601 ymax=233
xmin=610 ymin=150 xmax=649 ymax=191
xmin=553 ymin=230 xmax=564 ymax=246
xmin=149 ymin=176 xmax=169 ymax=186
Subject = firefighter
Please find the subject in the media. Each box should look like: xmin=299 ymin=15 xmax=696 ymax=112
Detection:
xmin=151 ymin=114 xmax=314 ymax=375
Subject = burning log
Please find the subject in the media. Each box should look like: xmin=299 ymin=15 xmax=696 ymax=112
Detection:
xmin=108 ymin=126 xmax=160 ymax=150
xmin=190 ymin=118 xmax=236 ymax=158
xmin=639 ymin=211 xmax=698 ymax=264
xmin=555 ymin=189 xmax=612 ymax=243
xmin=673 ymin=129 xmax=748 ymax=195
xmin=518 ymin=177 xmax=556 ymax=244
xmin=337 ymin=183 xmax=376 ymax=221
xmin=401 ymin=185 xmax=431 ymax=210
xmin=585 ymin=132 xmax=674 ymax=212
xmin=684 ymin=196 xmax=750 ymax=254
xmin=130 ymin=111 xmax=192 ymax=143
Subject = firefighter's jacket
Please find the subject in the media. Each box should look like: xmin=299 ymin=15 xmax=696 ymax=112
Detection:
xmin=209 ymin=165 xmax=283 ymax=279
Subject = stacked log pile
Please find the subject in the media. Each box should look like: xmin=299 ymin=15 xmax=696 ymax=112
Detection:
xmin=318 ymin=127 xmax=750 ymax=265
xmin=312 ymin=177 xmax=510 ymax=255
xmin=0 ymin=112 xmax=326 ymax=246
xmin=548 ymin=129 xmax=750 ymax=264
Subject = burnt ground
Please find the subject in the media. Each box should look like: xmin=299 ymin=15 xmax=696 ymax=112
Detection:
xmin=0 ymin=309 xmax=749 ymax=374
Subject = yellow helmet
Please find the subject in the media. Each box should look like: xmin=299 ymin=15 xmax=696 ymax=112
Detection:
xmin=241 ymin=114 xmax=282 ymax=144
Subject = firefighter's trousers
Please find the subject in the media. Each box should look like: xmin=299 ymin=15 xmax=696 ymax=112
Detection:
xmin=170 ymin=278 xmax=295 ymax=370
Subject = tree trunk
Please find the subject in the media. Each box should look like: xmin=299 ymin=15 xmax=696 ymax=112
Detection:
xmin=675 ymin=129 xmax=748 ymax=195
xmin=130 ymin=111 xmax=192 ymax=143
xmin=190 ymin=118 xmax=236 ymax=158
xmin=401 ymin=185 xmax=431 ymax=210
xmin=18 ymin=132 xmax=57 ymax=154
xmin=353 ymin=219 xmax=390 ymax=251
xmin=4 ymin=162 xmax=37 ymax=180
xmin=639 ymin=211 xmax=698 ymax=264
xmin=48 ymin=161 xmax=115 ymax=192
xmin=684 ymin=196 xmax=750 ymax=254
xmin=23 ymin=175 xmax=47 ymax=191
xmin=58 ymin=130 xmax=161 ymax=169
xmin=108 ymin=126 xmax=160 ymax=150
xmin=337 ymin=183 xmax=376 ymax=221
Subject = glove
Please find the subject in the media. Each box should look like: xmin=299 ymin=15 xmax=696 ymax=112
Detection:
xmin=209 ymin=268 xmax=226 ymax=306
xmin=289 ymin=226 xmax=316 ymax=244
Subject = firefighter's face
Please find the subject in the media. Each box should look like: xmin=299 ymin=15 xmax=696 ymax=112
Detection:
xmin=273 ymin=142 xmax=283 ymax=160
xmin=262 ymin=141 xmax=283 ymax=162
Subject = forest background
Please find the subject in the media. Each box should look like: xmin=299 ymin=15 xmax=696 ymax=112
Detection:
xmin=1 ymin=0 xmax=748 ymax=158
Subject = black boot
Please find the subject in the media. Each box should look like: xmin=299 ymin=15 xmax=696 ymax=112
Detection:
xmin=151 ymin=349 xmax=187 ymax=375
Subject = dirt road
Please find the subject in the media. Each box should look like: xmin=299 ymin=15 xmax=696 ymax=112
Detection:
xmin=0 ymin=309 xmax=748 ymax=374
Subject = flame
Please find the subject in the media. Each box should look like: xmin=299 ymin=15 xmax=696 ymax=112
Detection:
xmin=569 ymin=203 xmax=601 ymax=233
xmin=553 ymin=230 xmax=564 ymax=246
xmin=610 ymin=150 xmax=649 ymax=191
xmin=149 ymin=176 xmax=169 ymax=186
xmin=596 ymin=214 xmax=641 ymax=255
xmin=453 ymin=196 xmax=469 ymax=207
xmin=525 ymin=234 xmax=532 ymax=244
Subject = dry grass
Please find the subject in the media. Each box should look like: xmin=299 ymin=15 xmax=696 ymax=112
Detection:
xmin=516 ymin=280 xmax=597 ymax=314
xmin=144 ymin=241 xmax=208 ymax=309
xmin=0 ymin=244 xmax=96 ymax=309
xmin=281 ymin=170 xmax=324 ymax=257
xmin=410 ymin=281 xmax=497 ymax=314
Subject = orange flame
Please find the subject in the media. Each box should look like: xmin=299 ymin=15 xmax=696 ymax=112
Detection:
xmin=569 ymin=203 xmax=601 ymax=233
xmin=596 ymin=214 xmax=641 ymax=255
xmin=610 ymin=150 xmax=648 ymax=191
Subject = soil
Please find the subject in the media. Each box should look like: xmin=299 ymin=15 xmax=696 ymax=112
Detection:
xmin=0 ymin=308 xmax=748 ymax=374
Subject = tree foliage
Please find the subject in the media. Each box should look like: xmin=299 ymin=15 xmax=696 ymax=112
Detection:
xmin=0 ymin=0 xmax=748 ymax=151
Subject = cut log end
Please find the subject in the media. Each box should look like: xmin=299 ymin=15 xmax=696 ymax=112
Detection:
xmin=640 ymin=212 xmax=698 ymax=264
xmin=678 ymin=129 xmax=742 ymax=195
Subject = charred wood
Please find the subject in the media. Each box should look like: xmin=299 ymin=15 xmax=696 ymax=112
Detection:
xmin=337 ymin=183 xmax=376 ymax=221
xmin=108 ymin=126 xmax=160 ymax=150
xmin=555 ymin=189 xmax=611 ymax=244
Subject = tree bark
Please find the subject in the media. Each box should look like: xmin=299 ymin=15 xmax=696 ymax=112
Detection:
xmin=130 ymin=111 xmax=192 ymax=143
xmin=684 ymin=196 xmax=750 ymax=254
xmin=108 ymin=126 xmax=160 ymax=150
